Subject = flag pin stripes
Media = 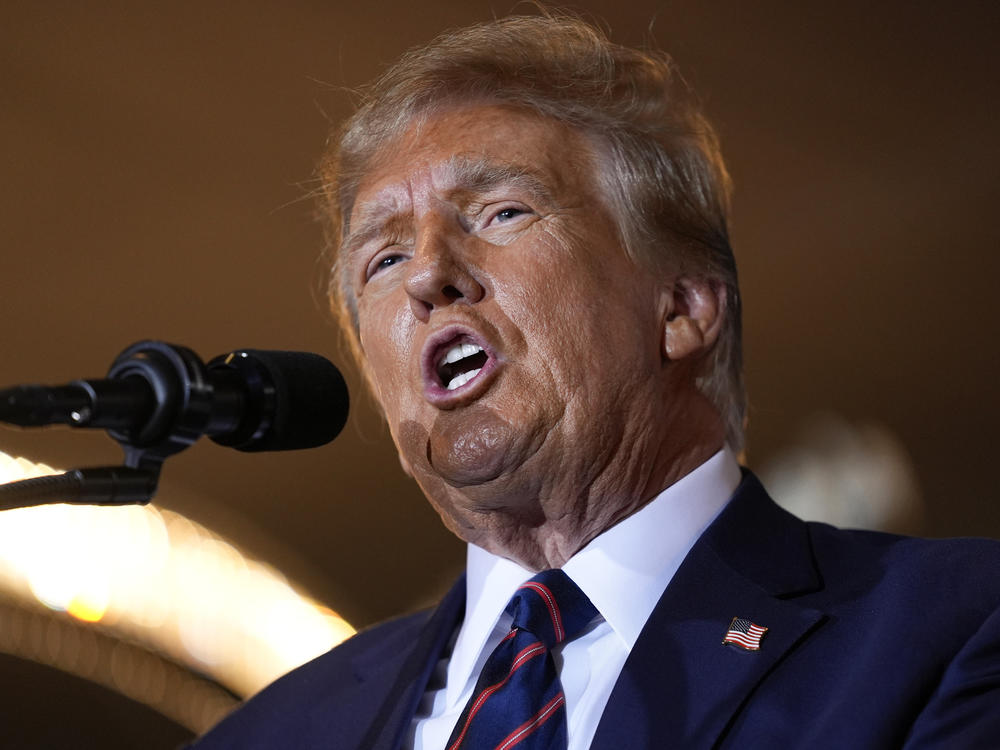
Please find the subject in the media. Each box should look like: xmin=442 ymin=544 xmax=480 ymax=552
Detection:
xmin=722 ymin=617 xmax=768 ymax=651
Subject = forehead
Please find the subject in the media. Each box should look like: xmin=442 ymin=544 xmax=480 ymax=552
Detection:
xmin=351 ymin=104 xmax=595 ymax=217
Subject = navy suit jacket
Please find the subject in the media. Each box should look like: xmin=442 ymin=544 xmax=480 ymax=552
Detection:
xmin=190 ymin=473 xmax=1000 ymax=748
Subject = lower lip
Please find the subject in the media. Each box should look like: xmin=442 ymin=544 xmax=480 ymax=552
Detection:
xmin=423 ymin=354 xmax=500 ymax=407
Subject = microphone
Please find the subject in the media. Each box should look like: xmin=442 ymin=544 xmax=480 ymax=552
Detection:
xmin=0 ymin=341 xmax=349 ymax=453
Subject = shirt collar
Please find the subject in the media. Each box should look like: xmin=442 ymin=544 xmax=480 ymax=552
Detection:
xmin=563 ymin=447 xmax=741 ymax=649
xmin=449 ymin=447 xmax=742 ymax=700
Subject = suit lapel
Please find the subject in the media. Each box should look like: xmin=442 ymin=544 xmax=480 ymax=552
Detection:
xmin=365 ymin=577 xmax=465 ymax=750
xmin=309 ymin=576 xmax=466 ymax=750
xmin=593 ymin=474 xmax=827 ymax=749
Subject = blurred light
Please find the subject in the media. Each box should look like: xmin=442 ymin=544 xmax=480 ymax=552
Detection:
xmin=760 ymin=413 xmax=923 ymax=532
xmin=68 ymin=593 xmax=109 ymax=623
xmin=0 ymin=600 xmax=236 ymax=734
xmin=0 ymin=450 xmax=355 ymax=700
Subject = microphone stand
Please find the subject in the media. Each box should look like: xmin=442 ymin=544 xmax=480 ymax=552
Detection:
xmin=0 ymin=341 xmax=231 ymax=511
xmin=0 ymin=466 xmax=159 ymax=511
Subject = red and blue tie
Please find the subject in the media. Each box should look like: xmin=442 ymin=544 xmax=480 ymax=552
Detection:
xmin=446 ymin=569 xmax=598 ymax=750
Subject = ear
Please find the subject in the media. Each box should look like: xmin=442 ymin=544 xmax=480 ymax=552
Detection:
xmin=661 ymin=277 xmax=726 ymax=362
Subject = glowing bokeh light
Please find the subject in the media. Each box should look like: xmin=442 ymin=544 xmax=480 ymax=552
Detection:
xmin=0 ymin=450 xmax=355 ymax=698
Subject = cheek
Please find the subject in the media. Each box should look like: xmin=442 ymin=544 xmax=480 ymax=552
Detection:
xmin=500 ymin=265 xmax=659 ymax=396
xmin=358 ymin=295 xmax=418 ymax=397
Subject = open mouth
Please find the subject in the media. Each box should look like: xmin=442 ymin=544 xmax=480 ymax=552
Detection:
xmin=436 ymin=341 xmax=489 ymax=391
xmin=422 ymin=327 xmax=500 ymax=404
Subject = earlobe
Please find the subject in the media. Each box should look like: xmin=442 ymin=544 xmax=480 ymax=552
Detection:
xmin=664 ymin=315 xmax=706 ymax=360
xmin=662 ymin=277 xmax=725 ymax=361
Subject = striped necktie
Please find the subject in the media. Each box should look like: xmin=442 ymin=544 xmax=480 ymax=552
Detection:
xmin=446 ymin=569 xmax=597 ymax=750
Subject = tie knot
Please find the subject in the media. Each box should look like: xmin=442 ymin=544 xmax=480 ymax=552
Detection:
xmin=505 ymin=569 xmax=597 ymax=649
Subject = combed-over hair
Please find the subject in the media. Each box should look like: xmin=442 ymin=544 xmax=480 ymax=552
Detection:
xmin=320 ymin=13 xmax=746 ymax=450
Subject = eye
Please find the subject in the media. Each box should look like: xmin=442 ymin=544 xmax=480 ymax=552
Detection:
xmin=377 ymin=254 xmax=403 ymax=270
xmin=496 ymin=207 xmax=524 ymax=221
xmin=366 ymin=251 xmax=407 ymax=281
xmin=488 ymin=205 xmax=531 ymax=226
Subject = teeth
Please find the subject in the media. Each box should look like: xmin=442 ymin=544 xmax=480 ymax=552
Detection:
xmin=437 ymin=340 xmax=488 ymax=392
xmin=446 ymin=368 xmax=482 ymax=390
xmin=443 ymin=342 xmax=483 ymax=364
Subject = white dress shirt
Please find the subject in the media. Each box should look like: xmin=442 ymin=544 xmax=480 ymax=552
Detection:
xmin=407 ymin=448 xmax=742 ymax=750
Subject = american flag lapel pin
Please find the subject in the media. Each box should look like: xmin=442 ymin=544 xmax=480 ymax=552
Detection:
xmin=722 ymin=616 xmax=768 ymax=651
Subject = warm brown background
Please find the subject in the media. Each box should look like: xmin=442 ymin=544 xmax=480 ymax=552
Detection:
xmin=2 ymin=1 xmax=998 ymax=642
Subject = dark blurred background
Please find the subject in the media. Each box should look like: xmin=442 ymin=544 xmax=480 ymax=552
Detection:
xmin=1 ymin=1 xmax=997 ymax=744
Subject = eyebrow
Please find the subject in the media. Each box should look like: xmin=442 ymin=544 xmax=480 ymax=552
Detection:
xmin=341 ymin=209 xmax=409 ymax=260
xmin=342 ymin=154 xmax=555 ymax=256
xmin=445 ymin=155 xmax=554 ymax=205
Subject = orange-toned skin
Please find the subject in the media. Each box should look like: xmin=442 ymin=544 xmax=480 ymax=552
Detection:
xmin=343 ymin=104 xmax=725 ymax=570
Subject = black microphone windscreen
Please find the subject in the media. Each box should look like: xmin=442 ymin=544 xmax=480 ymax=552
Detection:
xmin=215 ymin=350 xmax=349 ymax=452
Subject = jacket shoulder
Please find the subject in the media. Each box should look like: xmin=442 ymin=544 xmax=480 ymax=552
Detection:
xmin=186 ymin=609 xmax=432 ymax=749
xmin=807 ymin=521 xmax=1000 ymax=606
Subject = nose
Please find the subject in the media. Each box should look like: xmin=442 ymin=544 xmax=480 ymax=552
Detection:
xmin=403 ymin=214 xmax=485 ymax=322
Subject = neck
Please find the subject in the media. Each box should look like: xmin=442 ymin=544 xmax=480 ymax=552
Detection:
xmin=428 ymin=395 xmax=727 ymax=570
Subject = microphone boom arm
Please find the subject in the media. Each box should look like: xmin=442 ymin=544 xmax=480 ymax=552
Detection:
xmin=0 ymin=466 xmax=159 ymax=512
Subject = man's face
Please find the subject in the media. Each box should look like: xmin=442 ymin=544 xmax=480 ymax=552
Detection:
xmin=342 ymin=104 xmax=672 ymax=538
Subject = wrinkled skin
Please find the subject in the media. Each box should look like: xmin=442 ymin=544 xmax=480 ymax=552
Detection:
xmin=342 ymin=104 xmax=726 ymax=569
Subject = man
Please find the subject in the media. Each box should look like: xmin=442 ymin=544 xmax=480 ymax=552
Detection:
xmin=191 ymin=14 xmax=1000 ymax=749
